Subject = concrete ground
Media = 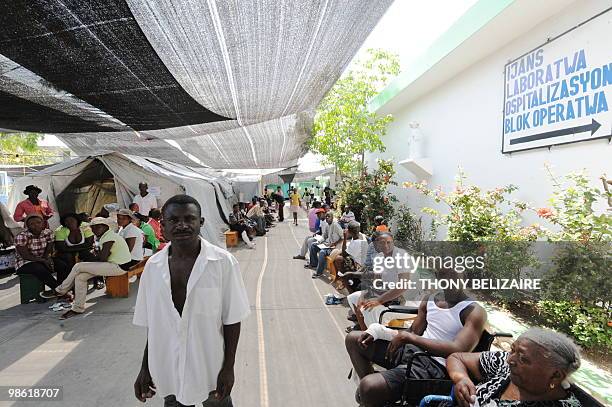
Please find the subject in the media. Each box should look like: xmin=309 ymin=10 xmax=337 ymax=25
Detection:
xmin=0 ymin=213 xmax=358 ymax=407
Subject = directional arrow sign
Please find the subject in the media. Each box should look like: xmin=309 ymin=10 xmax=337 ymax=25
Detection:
xmin=510 ymin=119 xmax=601 ymax=145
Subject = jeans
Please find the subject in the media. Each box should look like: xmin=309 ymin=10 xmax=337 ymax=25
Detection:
xmin=250 ymin=216 xmax=266 ymax=234
xmin=164 ymin=395 xmax=233 ymax=407
xmin=16 ymin=258 xmax=70 ymax=290
xmin=299 ymin=235 xmax=320 ymax=257
xmin=315 ymin=248 xmax=333 ymax=275
xmin=308 ymin=243 xmax=321 ymax=267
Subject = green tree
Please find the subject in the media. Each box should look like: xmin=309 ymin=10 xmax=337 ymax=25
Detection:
xmin=309 ymin=48 xmax=400 ymax=175
xmin=0 ymin=132 xmax=56 ymax=165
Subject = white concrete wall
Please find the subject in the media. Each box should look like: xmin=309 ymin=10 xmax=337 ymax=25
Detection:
xmin=368 ymin=0 xmax=612 ymax=236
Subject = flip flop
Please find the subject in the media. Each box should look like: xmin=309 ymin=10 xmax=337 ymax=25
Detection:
xmin=59 ymin=310 xmax=81 ymax=320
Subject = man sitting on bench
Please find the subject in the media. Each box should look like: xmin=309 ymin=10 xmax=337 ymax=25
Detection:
xmin=40 ymin=217 xmax=134 ymax=320
xmin=345 ymin=269 xmax=487 ymax=407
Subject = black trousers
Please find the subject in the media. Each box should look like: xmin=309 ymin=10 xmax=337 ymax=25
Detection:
xmin=277 ymin=202 xmax=284 ymax=221
xmin=16 ymin=258 xmax=70 ymax=290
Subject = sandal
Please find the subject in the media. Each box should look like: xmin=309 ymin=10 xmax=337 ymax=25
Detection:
xmin=59 ymin=310 xmax=82 ymax=320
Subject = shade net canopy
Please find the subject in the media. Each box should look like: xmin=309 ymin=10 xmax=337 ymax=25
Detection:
xmin=0 ymin=0 xmax=392 ymax=168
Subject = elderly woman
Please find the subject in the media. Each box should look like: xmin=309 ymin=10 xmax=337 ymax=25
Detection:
xmin=448 ymin=327 xmax=582 ymax=407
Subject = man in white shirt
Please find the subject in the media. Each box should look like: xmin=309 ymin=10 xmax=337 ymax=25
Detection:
xmin=339 ymin=205 xmax=356 ymax=229
xmin=307 ymin=211 xmax=343 ymax=278
xmin=347 ymin=233 xmax=415 ymax=330
xmin=246 ymin=199 xmax=266 ymax=235
xmin=132 ymin=182 xmax=158 ymax=217
xmin=116 ymin=209 xmax=144 ymax=264
xmin=133 ymin=194 xmax=250 ymax=407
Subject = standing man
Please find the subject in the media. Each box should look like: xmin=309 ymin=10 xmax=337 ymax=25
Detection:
xmin=273 ymin=186 xmax=285 ymax=222
xmin=132 ymin=182 xmax=158 ymax=218
xmin=133 ymin=195 xmax=250 ymax=406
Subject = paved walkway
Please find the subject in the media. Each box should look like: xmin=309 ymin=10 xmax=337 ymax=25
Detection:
xmin=0 ymin=215 xmax=357 ymax=407
xmin=0 ymin=211 xmax=609 ymax=406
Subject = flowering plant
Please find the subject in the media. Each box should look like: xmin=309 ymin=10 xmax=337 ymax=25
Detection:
xmin=535 ymin=167 xmax=611 ymax=242
xmin=404 ymin=169 xmax=540 ymax=242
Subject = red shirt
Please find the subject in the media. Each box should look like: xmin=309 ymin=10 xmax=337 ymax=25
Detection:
xmin=148 ymin=218 xmax=163 ymax=241
xmin=13 ymin=198 xmax=54 ymax=227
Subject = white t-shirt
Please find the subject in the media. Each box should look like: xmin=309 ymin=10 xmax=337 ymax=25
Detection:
xmin=132 ymin=193 xmax=158 ymax=216
xmin=118 ymin=223 xmax=144 ymax=261
xmin=133 ymin=238 xmax=250 ymax=405
xmin=346 ymin=233 xmax=369 ymax=265
xmin=340 ymin=211 xmax=356 ymax=223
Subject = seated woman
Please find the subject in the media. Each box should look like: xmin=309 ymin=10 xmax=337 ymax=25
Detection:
xmin=41 ymin=217 xmax=134 ymax=319
xmin=54 ymin=213 xmax=95 ymax=267
xmin=448 ymin=327 xmax=582 ymax=407
xmin=133 ymin=212 xmax=159 ymax=254
xmin=54 ymin=213 xmax=99 ymax=289
xmin=147 ymin=208 xmax=164 ymax=241
xmin=14 ymin=214 xmax=70 ymax=298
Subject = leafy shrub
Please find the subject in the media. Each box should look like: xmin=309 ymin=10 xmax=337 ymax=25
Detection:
xmin=336 ymin=159 xmax=397 ymax=232
xmin=392 ymin=204 xmax=437 ymax=253
xmin=537 ymin=301 xmax=612 ymax=349
xmin=534 ymin=169 xmax=611 ymax=351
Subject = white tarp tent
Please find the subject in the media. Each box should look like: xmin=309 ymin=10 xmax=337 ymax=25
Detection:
xmin=7 ymin=153 xmax=236 ymax=247
xmin=0 ymin=1 xmax=392 ymax=168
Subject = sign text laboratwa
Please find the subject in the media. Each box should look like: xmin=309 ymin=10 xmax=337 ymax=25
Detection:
xmin=502 ymin=9 xmax=611 ymax=152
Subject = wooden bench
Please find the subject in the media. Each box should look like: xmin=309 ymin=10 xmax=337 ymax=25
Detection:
xmin=105 ymin=258 xmax=148 ymax=298
xmin=325 ymin=256 xmax=337 ymax=281
xmin=224 ymin=230 xmax=239 ymax=248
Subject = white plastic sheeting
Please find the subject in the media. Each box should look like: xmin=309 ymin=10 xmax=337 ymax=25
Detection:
xmin=8 ymin=153 xmax=236 ymax=246
xmin=0 ymin=0 xmax=392 ymax=168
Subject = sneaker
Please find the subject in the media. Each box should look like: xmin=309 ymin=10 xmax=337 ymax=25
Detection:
xmin=311 ymin=273 xmax=321 ymax=279
xmin=39 ymin=289 xmax=59 ymax=299
xmin=293 ymin=255 xmax=306 ymax=260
